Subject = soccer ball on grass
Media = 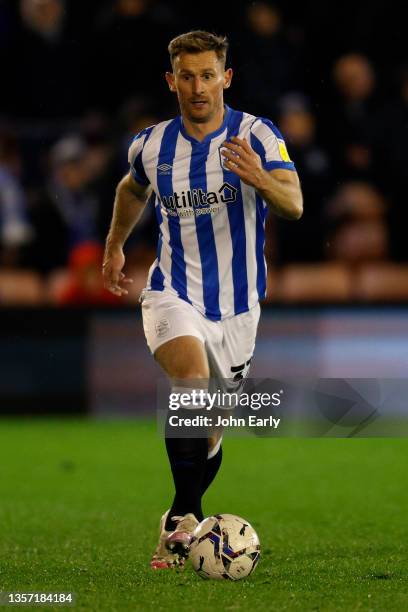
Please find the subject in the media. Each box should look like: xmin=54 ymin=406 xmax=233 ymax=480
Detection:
xmin=190 ymin=514 xmax=260 ymax=580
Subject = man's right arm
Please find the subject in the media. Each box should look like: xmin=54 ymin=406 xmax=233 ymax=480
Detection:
xmin=103 ymin=172 xmax=151 ymax=296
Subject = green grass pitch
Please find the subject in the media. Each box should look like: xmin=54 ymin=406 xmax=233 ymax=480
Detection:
xmin=0 ymin=419 xmax=407 ymax=611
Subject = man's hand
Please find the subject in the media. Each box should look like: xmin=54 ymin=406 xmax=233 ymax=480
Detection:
xmin=222 ymin=136 xmax=303 ymax=220
xmin=102 ymin=244 xmax=133 ymax=297
xmin=221 ymin=136 xmax=266 ymax=189
xmin=103 ymin=172 xmax=150 ymax=296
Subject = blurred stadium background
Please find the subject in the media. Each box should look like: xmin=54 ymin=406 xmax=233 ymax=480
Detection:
xmin=1 ymin=0 xmax=408 ymax=414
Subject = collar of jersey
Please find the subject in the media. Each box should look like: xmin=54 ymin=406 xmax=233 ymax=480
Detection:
xmin=179 ymin=105 xmax=231 ymax=146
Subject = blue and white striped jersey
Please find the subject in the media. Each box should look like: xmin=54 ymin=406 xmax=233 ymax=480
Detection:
xmin=128 ymin=105 xmax=295 ymax=321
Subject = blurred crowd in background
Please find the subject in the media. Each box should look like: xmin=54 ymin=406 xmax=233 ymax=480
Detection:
xmin=1 ymin=0 xmax=408 ymax=305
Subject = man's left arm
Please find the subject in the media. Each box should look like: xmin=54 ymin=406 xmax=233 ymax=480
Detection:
xmin=222 ymin=137 xmax=303 ymax=220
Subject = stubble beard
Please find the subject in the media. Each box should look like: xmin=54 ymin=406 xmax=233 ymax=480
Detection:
xmin=186 ymin=105 xmax=214 ymax=124
xmin=183 ymin=97 xmax=223 ymax=125
xmin=189 ymin=112 xmax=212 ymax=124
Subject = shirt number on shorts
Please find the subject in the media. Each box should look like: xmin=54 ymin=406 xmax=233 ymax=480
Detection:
xmin=230 ymin=357 xmax=252 ymax=382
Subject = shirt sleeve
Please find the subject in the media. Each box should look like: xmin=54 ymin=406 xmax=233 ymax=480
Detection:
xmin=250 ymin=118 xmax=296 ymax=172
xmin=127 ymin=128 xmax=152 ymax=186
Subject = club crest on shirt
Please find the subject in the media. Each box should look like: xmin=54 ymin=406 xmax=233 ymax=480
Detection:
xmin=218 ymin=145 xmax=230 ymax=170
xmin=219 ymin=144 xmax=243 ymax=171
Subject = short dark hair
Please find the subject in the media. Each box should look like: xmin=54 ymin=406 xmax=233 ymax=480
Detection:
xmin=168 ymin=30 xmax=229 ymax=66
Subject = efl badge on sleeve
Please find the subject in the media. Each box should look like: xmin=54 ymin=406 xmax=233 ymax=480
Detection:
xmin=277 ymin=139 xmax=291 ymax=162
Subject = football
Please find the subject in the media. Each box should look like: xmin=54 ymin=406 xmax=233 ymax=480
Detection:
xmin=190 ymin=514 xmax=261 ymax=580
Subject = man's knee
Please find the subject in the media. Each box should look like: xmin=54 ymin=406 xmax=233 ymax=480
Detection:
xmin=155 ymin=335 xmax=210 ymax=379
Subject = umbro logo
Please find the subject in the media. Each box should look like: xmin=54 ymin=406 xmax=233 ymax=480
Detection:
xmin=157 ymin=163 xmax=172 ymax=174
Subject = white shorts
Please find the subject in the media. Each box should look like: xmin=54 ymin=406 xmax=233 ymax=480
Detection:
xmin=141 ymin=290 xmax=260 ymax=391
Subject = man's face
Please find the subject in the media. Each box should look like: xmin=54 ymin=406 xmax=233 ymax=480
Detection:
xmin=166 ymin=51 xmax=232 ymax=124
